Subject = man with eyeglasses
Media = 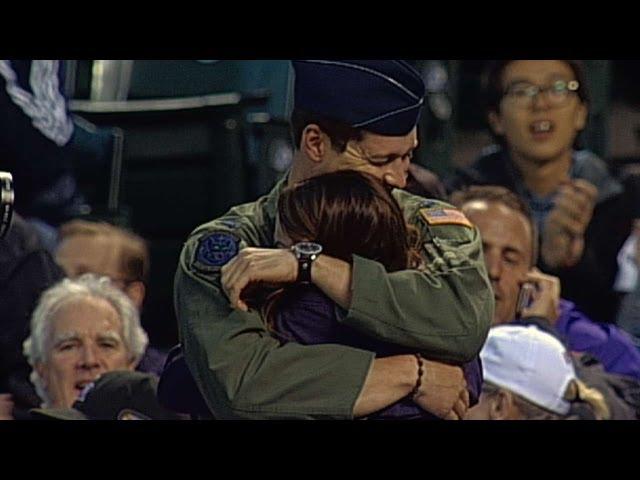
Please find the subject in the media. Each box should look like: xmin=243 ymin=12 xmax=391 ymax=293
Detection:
xmin=447 ymin=60 xmax=637 ymax=325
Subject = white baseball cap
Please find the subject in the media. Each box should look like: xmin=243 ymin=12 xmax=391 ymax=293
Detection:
xmin=480 ymin=325 xmax=577 ymax=415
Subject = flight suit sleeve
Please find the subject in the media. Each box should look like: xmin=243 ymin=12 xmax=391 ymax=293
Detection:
xmin=175 ymin=221 xmax=375 ymax=420
xmin=342 ymin=202 xmax=494 ymax=364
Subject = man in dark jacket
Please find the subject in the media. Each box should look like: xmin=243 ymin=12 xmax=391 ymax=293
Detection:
xmin=0 ymin=60 xmax=117 ymax=252
xmin=0 ymin=213 xmax=64 ymax=418
xmin=447 ymin=60 xmax=635 ymax=324
xmin=0 ymin=61 xmax=87 ymax=249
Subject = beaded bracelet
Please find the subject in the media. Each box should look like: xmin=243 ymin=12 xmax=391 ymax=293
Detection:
xmin=410 ymin=354 xmax=424 ymax=399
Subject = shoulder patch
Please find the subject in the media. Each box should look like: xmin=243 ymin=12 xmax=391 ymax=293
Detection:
xmin=192 ymin=232 xmax=240 ymax=272
xmin=419 ymin=207 xmax=473 ymax=229
xmin=420 ymin=200 xmax=439 ymax=209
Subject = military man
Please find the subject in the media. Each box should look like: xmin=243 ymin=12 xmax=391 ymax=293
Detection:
xmin=173 ymin=60 xmax=494 ymax=420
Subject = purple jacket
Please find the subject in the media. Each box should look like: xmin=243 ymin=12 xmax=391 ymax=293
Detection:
xmin=554 ymin=299 xmax=640 ymax=381
xmin=136 ymin=347 xmax=168 ymax=377
xmin=274 ymin=284 xmax=483 ymax=420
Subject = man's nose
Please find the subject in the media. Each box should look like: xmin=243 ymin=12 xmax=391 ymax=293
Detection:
xmin=531 ymin=90 xmax=552 ymax=111
xmin=78 ymin=345 xmax=101 ymax=369
xmin=383 ymin=158 xmax=410 ymax=189
xmin=485 ymin=254 xmax=502 ymax=281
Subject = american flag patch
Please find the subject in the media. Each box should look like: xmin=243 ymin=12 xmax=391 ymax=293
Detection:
xmin=419 ymin=208 xmax=473 ymax=228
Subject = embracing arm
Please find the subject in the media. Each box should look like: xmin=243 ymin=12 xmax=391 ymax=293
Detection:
xmin=222 ymin=243 xmax=492 ymax=366
xmin=312 ymin=227 xmax=494 ymax=363
xmin=222 ymin=227 xmax=492 ymax=365
xmin=179 ymin=264 xmax=469 ymax=419
xmin=176 ymin=256 xmax=377 ymax=419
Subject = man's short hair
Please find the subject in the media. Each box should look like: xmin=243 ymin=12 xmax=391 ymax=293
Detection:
xmin=23 ymin=274 xmax=149 ymax=406
xmin=290 ymin=109 xmax=365 ymax=153
xmin=449 ymin=185 xmax=538 ymax=266
xmin=58 ymin=220 xmax=149 ymax=283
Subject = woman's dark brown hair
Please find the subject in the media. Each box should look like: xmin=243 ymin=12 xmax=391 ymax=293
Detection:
xmin=278 ymin=170 xmax=421 ymax=272
xmin=262 ymin=171 xmax=421 ymax=330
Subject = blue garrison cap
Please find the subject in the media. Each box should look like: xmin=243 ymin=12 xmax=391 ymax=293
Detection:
xmin=292 ymin=60 xmax=426 ymax=136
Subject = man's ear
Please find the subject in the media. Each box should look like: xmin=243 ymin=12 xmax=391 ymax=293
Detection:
xmin=35 ymin=362 xmax=48 ymax=388
xmin=489 ymin=389 xmax=518 ymax=420
xmin=301 ymin=124 xmax=327 ymax=163
xmin=488 ymin=110 xmax=505 ymax=136
xmin=126 ymin=356 xmax=139 ymax=370
xmin=124 ymin=281 xmax=145 ymax=311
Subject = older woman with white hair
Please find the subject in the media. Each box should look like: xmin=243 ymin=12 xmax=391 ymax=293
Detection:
xmin=22 ymin=273 xmax=149 ymax=409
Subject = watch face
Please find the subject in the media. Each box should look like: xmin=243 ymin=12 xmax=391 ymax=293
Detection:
xmin=294 ymin=242 xmax=323 ymax=256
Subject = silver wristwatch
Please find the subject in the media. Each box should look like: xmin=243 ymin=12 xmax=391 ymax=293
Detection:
xmin=291 ymin=242 xmax=323 ymax=283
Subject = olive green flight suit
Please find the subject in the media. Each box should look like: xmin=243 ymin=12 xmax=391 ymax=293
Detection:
xmin=175 ymin=177 xmax=493 ymax=419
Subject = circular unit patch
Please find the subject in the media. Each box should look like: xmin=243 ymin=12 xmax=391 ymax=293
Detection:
xmin=195 ymin=232 xmax=240 ymax=269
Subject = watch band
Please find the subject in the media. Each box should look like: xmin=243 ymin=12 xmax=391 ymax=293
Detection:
xmin=297 ymin=257 xmax=313 ymax=283
xmin=291 ymin=242 xmax=322 ymax=284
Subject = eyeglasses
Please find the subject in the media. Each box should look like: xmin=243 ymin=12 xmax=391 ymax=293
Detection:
xmin=502 ymin=79 xmax=580 ymax=109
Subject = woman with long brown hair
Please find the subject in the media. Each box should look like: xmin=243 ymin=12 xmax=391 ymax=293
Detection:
xmin=261 ymin=170 xmax=481 ymax=419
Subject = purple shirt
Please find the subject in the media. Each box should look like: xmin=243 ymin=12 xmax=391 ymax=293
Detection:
xmin=274 ymin=284 xmax=483 ymax=420
xmin=136 ymin=347 xmax=168 ymax=377
xmin=555 ymin=299 xmax=640 ymax=381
